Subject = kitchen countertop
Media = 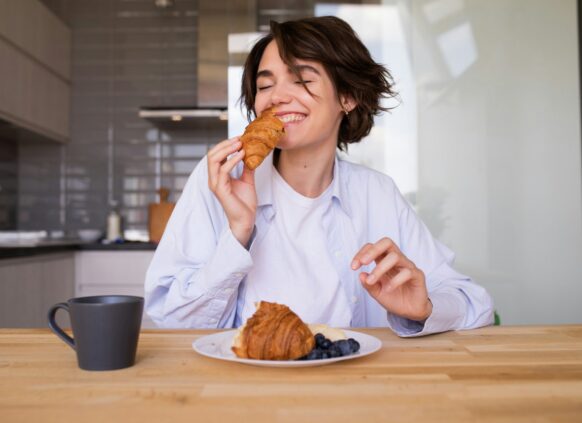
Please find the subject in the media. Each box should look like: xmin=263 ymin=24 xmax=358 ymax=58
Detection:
xmin=0 ymin=325 xmax=581 ymax=422
xmin=0 ymin=240 xmax=157 ymax=259
xmin=78 ymin=241 xmax=158 ymax=251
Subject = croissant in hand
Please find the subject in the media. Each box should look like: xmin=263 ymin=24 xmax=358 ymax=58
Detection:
xmin=232 ymin=301 xmax=315 ymax=360
xmin=240 ymin=107 xmax=285 ymax=170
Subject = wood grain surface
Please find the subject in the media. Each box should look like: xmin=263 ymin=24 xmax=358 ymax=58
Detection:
xmin=0 ymin=326 xmax=581 ymax=422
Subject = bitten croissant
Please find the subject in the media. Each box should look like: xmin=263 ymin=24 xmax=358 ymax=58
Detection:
xmin=232 ymin=301 xmax=315 ymax=360
xmin=241 ymin=107 xmax=285 ymax=170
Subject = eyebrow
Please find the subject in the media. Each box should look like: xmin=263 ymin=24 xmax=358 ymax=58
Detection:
xmin=256 ymin=69 xmax=273 ymax=79
xmin=256 ymin=64 xmax=321 ymax=80
xmin=295 ymin=64 xmax=321 ymax=75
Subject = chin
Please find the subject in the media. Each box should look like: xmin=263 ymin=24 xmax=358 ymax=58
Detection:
xmin=276 ymin=138 xmax=292 ymax=150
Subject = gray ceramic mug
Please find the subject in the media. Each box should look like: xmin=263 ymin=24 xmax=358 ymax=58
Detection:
xmin=48 ymin=295 xmax=143 ymax=371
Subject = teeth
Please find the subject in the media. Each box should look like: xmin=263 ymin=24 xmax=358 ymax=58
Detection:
xmin=279 ymin=113 xmax=305 ymax=123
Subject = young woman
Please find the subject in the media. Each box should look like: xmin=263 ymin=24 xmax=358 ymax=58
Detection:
xmin=145 ymin=16 xmax=493 ymax=336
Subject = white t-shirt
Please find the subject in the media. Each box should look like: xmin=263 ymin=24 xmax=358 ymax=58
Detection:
xmin=241 ymin=169 xmax=352 ymax=326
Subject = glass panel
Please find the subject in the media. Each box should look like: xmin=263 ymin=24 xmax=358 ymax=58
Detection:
xmin=412 ymin=0 xmax=582 ymax=324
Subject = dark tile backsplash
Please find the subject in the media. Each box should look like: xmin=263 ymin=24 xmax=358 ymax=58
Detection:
xmin=0 ymin=126 xmax=18 ymax=230
xmin=18 ymin=139 xmax=65 ymax=231
xmin=14 ymin=0 xmax=227 ymax=235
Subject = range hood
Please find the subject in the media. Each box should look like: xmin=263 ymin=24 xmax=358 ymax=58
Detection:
xmin=138 ymin=107 xmax=227 ymax=121
xmin=139 ymin=0 xmax=255 ymax=128
xmin=138 ymin=106 xmax=228 ymax=129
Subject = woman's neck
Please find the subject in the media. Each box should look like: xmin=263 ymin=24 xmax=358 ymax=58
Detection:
xmin=274 ymin=144 xmax=336 ymax=198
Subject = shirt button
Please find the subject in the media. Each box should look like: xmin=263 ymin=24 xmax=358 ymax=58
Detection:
xmin=351 ymin=296 xmax=358 ymax=304
xmin=334 ymin=251 xmax=342 ymax=258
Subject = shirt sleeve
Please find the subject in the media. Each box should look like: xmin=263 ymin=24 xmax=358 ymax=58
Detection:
xmin=144 ymin=157 xmax=253 ymax=329
xmin=385 ymin=186 xmax=494 ymax=337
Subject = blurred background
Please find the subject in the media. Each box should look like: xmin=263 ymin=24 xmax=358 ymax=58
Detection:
xmin=0 ymin=0 xmax=580 ymax=327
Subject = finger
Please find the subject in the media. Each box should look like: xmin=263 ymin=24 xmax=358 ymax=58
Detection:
xmin=352 ymin=237 xmax=398 ymax=270
xmin=359 ymin=271 xmax=382 ymax=299
xmin=240 ymin=161 xmax=255 ymax=185
xmin=351 ymin=243 xmax=374 ymax=270
xmin=208 ymin=138 xmax=241 ymax=188
xmin=208 ymin=136 xmax=241 ymax=156
xmin=364 ymin=251 xmax=400 ymax=285
xmin=384 ymin=267 xmax=414 ymax=292
xmin=217 ymin=149 xmax=245 ymax=189
xmin=361 ymin=237 xmax=400 ymax=265
xmin=208 ymin=138 xmax=241 ymax=167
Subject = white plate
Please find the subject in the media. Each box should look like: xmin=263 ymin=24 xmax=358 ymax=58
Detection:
xmin=192 ymin=329 xmax=382 ymax=368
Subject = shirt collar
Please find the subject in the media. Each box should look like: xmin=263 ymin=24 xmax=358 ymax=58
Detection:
xmin=255 ymin=151 xmax=352 ymax=218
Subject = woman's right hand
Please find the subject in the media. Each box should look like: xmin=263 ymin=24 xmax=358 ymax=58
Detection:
xmin=207 ymin=137 xmax=257 ymax=246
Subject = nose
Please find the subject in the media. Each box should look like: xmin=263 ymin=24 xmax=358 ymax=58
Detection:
xmin=269 ymin=83 xmax=292 ymax=106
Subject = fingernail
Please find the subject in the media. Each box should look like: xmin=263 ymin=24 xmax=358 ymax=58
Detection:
xmin=351 ymin=260 xmax=358 ymax=270
xmin=366 ymin=274 xmax=376 ymax=285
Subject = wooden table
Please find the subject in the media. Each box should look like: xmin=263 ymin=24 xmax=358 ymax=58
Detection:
xmin=1 ymin=326 xmax=581 ymax=422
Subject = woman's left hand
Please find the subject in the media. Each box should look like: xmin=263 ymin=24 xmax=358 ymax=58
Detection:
xmin=351 ymin=237 xmax=432 ymax=322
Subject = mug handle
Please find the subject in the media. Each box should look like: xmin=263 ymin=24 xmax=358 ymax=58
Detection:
xmin=47 ymin=302 xmax=75 ymax=350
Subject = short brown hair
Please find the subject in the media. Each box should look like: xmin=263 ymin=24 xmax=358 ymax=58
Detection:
xmin=240 ymin=16 xmax=398 ymax=151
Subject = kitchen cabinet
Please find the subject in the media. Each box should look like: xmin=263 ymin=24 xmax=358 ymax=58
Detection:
xmin=75 ymin=251 xmax=156 ymax=328
xmin=0 ymin=0 xmax=70 ymax=79
xmin=0 ymin=0 xmax=70 ymax=143
xmin=0 ymin=252 xmax=74 ymax=327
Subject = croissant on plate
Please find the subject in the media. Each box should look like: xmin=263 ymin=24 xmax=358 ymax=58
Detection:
xmin=240 ymin=107 xmax=285 ymax=170
xmin=231 ymin=301 xmax=315 ymax=360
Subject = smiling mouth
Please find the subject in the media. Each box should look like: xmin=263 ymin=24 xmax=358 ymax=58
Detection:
xmin=278 ymin=113 xmax=306 ymax=124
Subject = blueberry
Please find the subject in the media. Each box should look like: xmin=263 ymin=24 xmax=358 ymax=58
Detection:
xmin=304 ymin=348 xmax=323 ymax=360
xmin=335 ymin=339 xmax=353 ymax=356
xmin=314 ymin=333 xmax=326 ymax=347
xmin=321 ymin=339 xmax=332 ymax=350
xmin=298 ymin=350 xmax=310 ymax=360
xmin=348 ymin=338 xmax=360 ymax=353
xmin=302 ymin=336 xmax=360 ymax=360
xmin=328 ymin=345 xmax=342 ymax=358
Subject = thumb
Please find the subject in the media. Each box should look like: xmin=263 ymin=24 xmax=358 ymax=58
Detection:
xmin=359 ymin=272 xmax=382 ymax=300
xmin=240 ymin=165 xmax=255 ymax=185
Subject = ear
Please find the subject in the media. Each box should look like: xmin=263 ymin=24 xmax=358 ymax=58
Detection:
xmin=340 ymin=95 xmax=357 ymax=113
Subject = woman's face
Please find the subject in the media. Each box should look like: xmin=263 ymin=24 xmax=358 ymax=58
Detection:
xmin=254 ymin=40 xmax=346 ymax=152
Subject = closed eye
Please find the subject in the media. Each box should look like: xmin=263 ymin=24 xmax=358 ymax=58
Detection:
xmin=295 ymin=80 xmax=312 ymax=84
xmin=257 ymin=85 xmax=272 ymax=91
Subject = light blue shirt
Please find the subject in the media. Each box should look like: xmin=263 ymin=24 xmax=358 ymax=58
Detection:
xmin=145 ymin=153 xmax=494 ymax=336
